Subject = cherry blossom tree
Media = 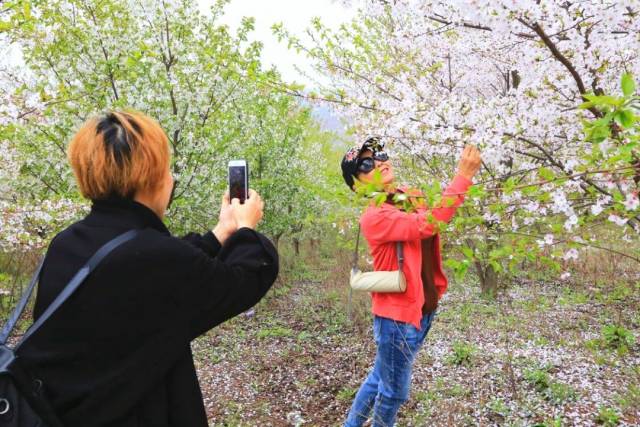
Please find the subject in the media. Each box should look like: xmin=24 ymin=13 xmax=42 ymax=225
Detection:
xmin=1 ymin=0 xmax=338 ymax=251
xmin=275 ymin=0 xmax=640 ymax=292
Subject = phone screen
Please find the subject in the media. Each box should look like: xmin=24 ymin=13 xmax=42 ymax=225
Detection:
xmin=229 ymin=165 xmax=247 ymax=203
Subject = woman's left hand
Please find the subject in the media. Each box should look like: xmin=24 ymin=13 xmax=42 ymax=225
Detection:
xmin=212 ymin=191 xmax=237 ymax=244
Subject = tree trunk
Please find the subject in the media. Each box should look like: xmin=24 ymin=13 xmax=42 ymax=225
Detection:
xmin=464 ymin=238 xmax=499 ymax=296
xmin=273 ymin=233 xmax=283 ymax=252
xmin=310 ymin=238 xmax=319 ymax=256
xmin=293 ymin=238 xmax=300 ymax=256
xmin=475 ymin=260 xmax=499 ymax=297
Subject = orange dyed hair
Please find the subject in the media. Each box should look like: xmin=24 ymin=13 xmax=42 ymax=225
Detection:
xmin=68 ymin=111 xmax=170 ymax=200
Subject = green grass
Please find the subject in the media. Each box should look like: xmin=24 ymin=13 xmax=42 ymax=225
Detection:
xmin=446 ymin=341 xmax=477 ymax=366
xmin=486 ymin=397 xmax=510 ymax=418
xmin=405 ymin=390 xmax=440 ymax=425
xmin=414 ymin=389 xmax=439 ymax=404
xmin=255 ymin=326 xmax=295 ymax=339
xmin=615 ymin=383 xmax=640 ymax=413
xmin=531 ymin=416 xmax=563 ymax=427
xmin=595 ymin=406 xmax=621 ymax=426
xmin=439 ymin=300 xmax=499 ymax=332
xmin=546 ymin=381 xmax=577 ymax=404
xmin=190 ymin=237 xmax=640 ymax=426
xmin=336 ymin=386 xmax=357 ymax=401
xmin=558 ymin=286 xmax=590 ymax=306
xmin=444 ymin=383 xmax=471 ymax=398
xmin=522 ymin=365 xmax=577 ymax=404
xmin=518 ymin=295 xmax=552 ymax=313
xmin=524 ymin=367 xmax=551 ymax=392
xmin=601 ymin=324 xmax=635 ymax=354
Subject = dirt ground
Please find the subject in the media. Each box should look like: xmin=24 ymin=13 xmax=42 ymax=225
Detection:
xmin=194 ymin=272 xmax=640 ymax=427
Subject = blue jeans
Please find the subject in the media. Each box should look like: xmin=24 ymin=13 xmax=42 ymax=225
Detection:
xmin=344 ymin=312 xmax=436 ymax=427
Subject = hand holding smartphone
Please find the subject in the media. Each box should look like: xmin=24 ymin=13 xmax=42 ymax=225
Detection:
xmin=227 ymin=160 xmax=263 ymax=229
xmin=228 ymin=160 xmax=248 ymax=203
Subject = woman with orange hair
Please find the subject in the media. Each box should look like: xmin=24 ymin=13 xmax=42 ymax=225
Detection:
xmin=16 ymin=111 xmax=278 ymax=426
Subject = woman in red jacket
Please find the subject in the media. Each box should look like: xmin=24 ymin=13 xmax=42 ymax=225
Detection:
xmin=341 ymin=138 xmax=481 ymax=427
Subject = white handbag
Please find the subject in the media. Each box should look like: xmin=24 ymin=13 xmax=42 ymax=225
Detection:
xmin=349 ymin=225 xmax=406 ymax=293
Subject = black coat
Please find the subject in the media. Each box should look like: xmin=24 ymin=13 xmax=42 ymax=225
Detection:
xmin=16 ymin=198 xmax=278 ymax=426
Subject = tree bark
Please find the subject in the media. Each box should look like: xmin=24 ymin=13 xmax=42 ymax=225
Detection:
xmin=273 ymin=233 xmax=283 ymax=252
xmin=310 ymin=238 xmax=319 ymax=256
xmin=474 ymin=260 xmax=499 ymax=297
xmin=293 ymin=238 xmax=300 ymax=256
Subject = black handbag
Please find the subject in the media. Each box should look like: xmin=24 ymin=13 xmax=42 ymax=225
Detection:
xmin=0 ymin=230 xmax=139 ymax=427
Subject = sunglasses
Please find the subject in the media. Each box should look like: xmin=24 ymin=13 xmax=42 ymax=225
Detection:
xmin=357 ymin=152 xmax=389 ymax=173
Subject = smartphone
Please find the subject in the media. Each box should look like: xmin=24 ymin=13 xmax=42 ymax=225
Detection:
xmin=228 ymin=160 xmax=249 ymax=204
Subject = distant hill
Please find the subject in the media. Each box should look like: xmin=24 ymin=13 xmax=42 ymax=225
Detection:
xmin=310 ymin=104 xmax=346 ymax=135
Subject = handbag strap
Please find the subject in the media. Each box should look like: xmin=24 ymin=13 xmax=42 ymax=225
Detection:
xmin=9 ymin=229 xmax=139 ymax=350
xmin=0 ymin=259 xmax=45 ymax=344
xmin=352 ymin=224 xmax=361 ymax=269
xmin=352 ymin=223 xmax=404 ymax=270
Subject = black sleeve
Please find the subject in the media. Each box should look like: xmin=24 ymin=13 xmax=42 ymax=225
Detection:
xmin=179 ymin=231 xmax=221 ymax=258
xmin=177 ymin=227 xmax=279 ymax=340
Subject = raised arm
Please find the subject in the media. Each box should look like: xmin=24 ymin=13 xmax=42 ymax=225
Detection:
xmin=181 ymin=227 xmax=278 ymax=340
xmin=361 ymin=174 xmax=473 ymax=243
xmin=179 ymin=189 xmax=272 ymax=339
xmin=362 ymin=145 xmax=481 ymax=244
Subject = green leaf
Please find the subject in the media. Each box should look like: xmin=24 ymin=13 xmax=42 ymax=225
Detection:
xmin=444 ymin=196 xmax=456 ymax=207
xmin=466 ymin=185 xmax=486 ymax=198
xmin=489 ymin=260 xmax=502 ymax=273
xmin=374 ymin=193 xmax=387 ymax=206
xmin=578 ymin=101 xmax=595 ymax=110
xmin=582 ymin=93 xmax=599 ymax=102
xmin=614 ymin=109 xmax=635 ymax=129
xmin=503 ymin=177 xmax=517 ymax=194
xmin=621 ymin=73 xmax=635 ymax=97
xmin=620 ymin=141 xmax=638 ymax=154
xmin=596 ymin=95 xmax=623 ymax=107
xmin=23 ymin=1 xmax=31 ymax=19
xmin=586 ymin=122 xmax=611 ymax=143
xmin=538 ymin=167 xmax=555 ymax=181
xmin=461 ymin=246 xmax=474 ymax=259
xmin=443 ymin=259 xmax=460 ymax=270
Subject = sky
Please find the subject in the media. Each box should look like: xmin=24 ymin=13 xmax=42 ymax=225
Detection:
xmin=207 ymin=0 xmax=355 ymax=86
xmin=207 ymin=0 xmax=356 ymax=134
xmin=1 ymin=1 xmax=356 ymax=132
xmin=2 ymin=1 xmax=356 ymax=84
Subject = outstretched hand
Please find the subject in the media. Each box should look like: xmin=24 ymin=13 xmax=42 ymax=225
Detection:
xmin=457 ymin=145 xmax=482 ymax=181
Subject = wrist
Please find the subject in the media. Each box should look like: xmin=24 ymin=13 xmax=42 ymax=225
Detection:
xmin=212 ymin=224 xmax=233 ymax=244
xmin=457 ymin=171 xmax=474 ymax=182
xmin=236 ymin=222 xmax=255 ymax=230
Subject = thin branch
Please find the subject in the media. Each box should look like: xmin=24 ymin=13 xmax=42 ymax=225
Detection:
xmin=504 ymin=231 xmax=640 ymax=264
xmin=427 ymin=15 xmax=492 ymax=32
xmin=519 ymin=19 xmax=601 ymax=118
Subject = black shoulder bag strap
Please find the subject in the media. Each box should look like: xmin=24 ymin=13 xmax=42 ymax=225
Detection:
xmin=0 ymin=229 xmax=139 ymax=350
xmin=0 ymin=260 xmax=44 ymax=345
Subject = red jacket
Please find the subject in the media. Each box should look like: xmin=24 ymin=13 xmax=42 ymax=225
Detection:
xmin=360 ymin=175 xmax=472 ymax=329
